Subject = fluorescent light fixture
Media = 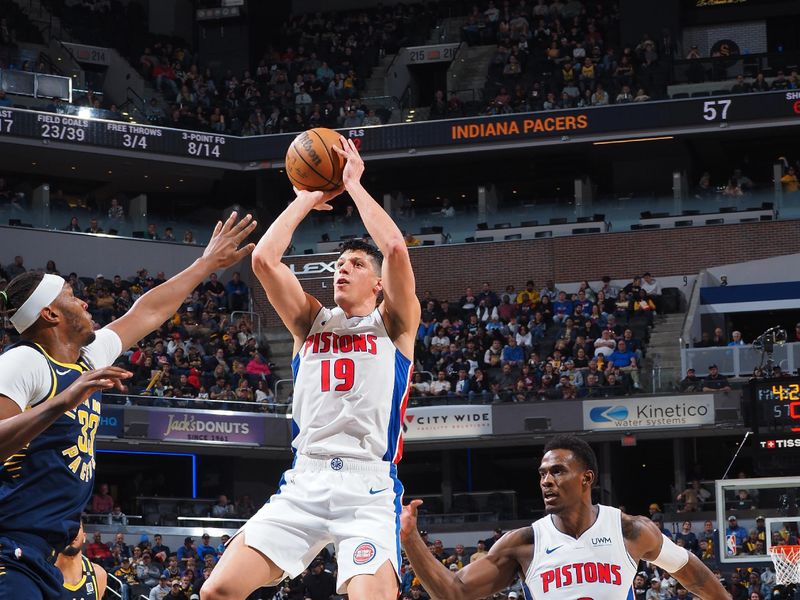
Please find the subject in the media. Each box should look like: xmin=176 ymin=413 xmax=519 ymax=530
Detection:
xmin=593 ymin=136 xmax=674 ymax=146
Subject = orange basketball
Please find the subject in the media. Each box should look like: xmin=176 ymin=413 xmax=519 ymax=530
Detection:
xmin=285 ymin=128 xmax=345 ymax=192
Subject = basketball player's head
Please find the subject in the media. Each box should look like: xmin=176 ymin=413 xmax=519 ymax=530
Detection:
xmin=0 ymin=272 xmax=95 ymax=345
xmin=539 ymin=435 xmax=598 ymax=515
xmin=334 ymin=240 xmax=384 ymax=309
xmin=61 ymin=521 xmax=85 ymax=557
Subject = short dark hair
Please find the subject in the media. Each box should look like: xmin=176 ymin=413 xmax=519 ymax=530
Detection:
xmin=543 ymin=435 xmax=599 ymax=485
xmin=338 ymin=239 xmax=383 ymax=272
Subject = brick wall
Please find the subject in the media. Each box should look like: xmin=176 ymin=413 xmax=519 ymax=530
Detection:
xmin=248 ymin=219 xmax=800 ymax=328
xmin=682 ymin=21 xmax=766 ymax=56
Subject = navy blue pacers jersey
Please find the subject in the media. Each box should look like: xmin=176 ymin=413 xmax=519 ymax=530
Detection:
xmin=60 ymin=556 xmax=99 ymax=600
xmin=0 ymin=342 xmax=104 ymax=548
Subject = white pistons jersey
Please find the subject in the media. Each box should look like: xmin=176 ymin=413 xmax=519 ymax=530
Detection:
xmin=290 ymin=306 xmax=413 ymax=463
xmin=525 ymin=505 xmax=638 ymax=600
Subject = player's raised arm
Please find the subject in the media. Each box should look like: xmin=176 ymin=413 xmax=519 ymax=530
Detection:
xmin=333 ymin=139 xmax=420 ymax=349
xmin=251 ymin=187 xmax=342 ymax=346
xmin=400 ymin=500 xmax=527 ymax=600
xmin=107 ymin=212 xmax=257 ymax=350
xmin=623 ymin=515 xmax=731 ymax=600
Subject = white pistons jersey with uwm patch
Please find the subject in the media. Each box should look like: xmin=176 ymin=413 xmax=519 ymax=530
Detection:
xmin=526 ymin=505 xmax=638 ymax=600
xmin=290 ymin=306 xmax=413 ymax=462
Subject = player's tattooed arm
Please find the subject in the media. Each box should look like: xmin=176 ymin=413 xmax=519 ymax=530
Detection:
xmin=621 ymin=513 xmax=646 ymax=542
xmin=670 ymin=554 xmax=732 ymax=600
xmin=623 ymin=515 xmax=731 ymax=600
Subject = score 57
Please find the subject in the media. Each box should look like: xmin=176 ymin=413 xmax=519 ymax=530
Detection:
xmin=703 ymin=99 xmax=732 ymax=121
xmin=0 ymin=113 xmax=12 ymax=133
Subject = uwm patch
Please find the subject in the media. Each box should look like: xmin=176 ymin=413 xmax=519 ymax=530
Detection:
xmin=353 ymin=542 xmax=376 ymax=565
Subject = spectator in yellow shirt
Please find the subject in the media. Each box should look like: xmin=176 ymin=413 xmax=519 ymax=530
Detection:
xmin=470 ymin=540 xmax=488 ymax=563
xmin=781 ymin=166 xmax=799 ymax=194
xmin=404 ymin=231 xmax=421 ymax=247
xmin=516 ymin=280 xmax=540 ymax=305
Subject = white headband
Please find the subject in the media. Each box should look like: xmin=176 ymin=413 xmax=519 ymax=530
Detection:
xmin=9 ymin=274 xmax=65 ymax=333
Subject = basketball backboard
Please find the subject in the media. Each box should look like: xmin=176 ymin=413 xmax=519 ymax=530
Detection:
xmin=765 ymin=516 xmax=800 ymax=553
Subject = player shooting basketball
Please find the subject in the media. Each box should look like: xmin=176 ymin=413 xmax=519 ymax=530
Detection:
xmin=202 ymin=138 xmax=420 ymax=600
xmin=401 ymin=435 xmax=731 ymax=600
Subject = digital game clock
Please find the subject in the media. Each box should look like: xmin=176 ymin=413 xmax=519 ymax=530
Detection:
xmin=746 ymin=376 xmax=800 ymax=473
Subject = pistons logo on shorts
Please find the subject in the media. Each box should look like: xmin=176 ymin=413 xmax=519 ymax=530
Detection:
xmin=353 ymin=542 xmax=376 ymax=565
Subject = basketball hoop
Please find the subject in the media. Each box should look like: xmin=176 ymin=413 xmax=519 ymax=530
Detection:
xmin=769 ymin=545 xmax=800 ymax=585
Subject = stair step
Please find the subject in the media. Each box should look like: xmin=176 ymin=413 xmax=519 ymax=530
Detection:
xmin=642 ymin=313 xmax=685 ymax=371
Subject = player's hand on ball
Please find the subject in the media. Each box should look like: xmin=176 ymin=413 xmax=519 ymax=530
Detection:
xmin=57 ymin=367 xmax=132 ymax=411
xmin=400 ymin=499 xmax=424 ymax=542
xmin=332 ymin=137 xmax=364 ymax=189
xmin=293 ymin=186 xmax=343 ymax=211
xmin=203 ymin=211 xmax=258 ymax=268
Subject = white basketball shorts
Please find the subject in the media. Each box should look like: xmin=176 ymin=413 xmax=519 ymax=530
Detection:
xmin=234 ymin=454 xmax=403 ymax=593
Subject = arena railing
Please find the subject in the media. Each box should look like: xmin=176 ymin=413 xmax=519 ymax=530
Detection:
xmin=667 ymin=479 xmax=718 ymax=513
xmin=358 ymin=94 xmax=401 ymax=112
xmin=647 ymin=366 xmax=682 ymax=394
xmin=418 ymin=511 xmax=496 ymax=525
xmin=414 ymin=489 xmax=518 ymax=523
xmin=680 ymin=272 xmax=703 ymax=354
xmin=3 ymin=172 xmax=789 ymax=250
xmin=176 ymin=516 xmax=247 ymax=526
xmin=668 ymin=50 xmax=800 ymax=87
xmin=272 ymin=378 xmax=294 ymax=407
xmin=135 ymin=496 xmax=253 ymax=528
xmin=102 ymin=393 xmax=289 ymax=414
xmin=287 ymin=188 xmax=788 ymax=252
xmin=682 ymin=342 xmax=800 ymax=378
xmin=134 ymin=490 xmax=518 ymax=526
xmin=0 ymin=67 xmax=71 ymax=101
xmin=230 ymin=310 xmax=262 ymax=340
xmin=105 ymin=369 xmax=711 ymax=416
xmin=8 ymin=207 xmax=217 ymax=246
xmin=83 ymin=512 xmax=143 ymax=526
xmin=275 ymin=368 xmax=678 ymax=411
xmin=104 ymin=572 xmax=124 ymax=599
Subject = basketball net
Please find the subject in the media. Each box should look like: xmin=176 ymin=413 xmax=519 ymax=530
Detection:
xmin=769 ymin=545 xmax=800 ymax=585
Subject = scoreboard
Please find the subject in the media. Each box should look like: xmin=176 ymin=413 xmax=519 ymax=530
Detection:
xmin=1 ymin=89 xmax=800 ymax=166
xmin=0 ymin=109 xmax=232 ymax=161
xmin=746 ymin=377 xmax=800 ymax=473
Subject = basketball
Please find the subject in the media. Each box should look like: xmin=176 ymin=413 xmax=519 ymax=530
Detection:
xmin=285 ymin=127 xmax=345 ymax=192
